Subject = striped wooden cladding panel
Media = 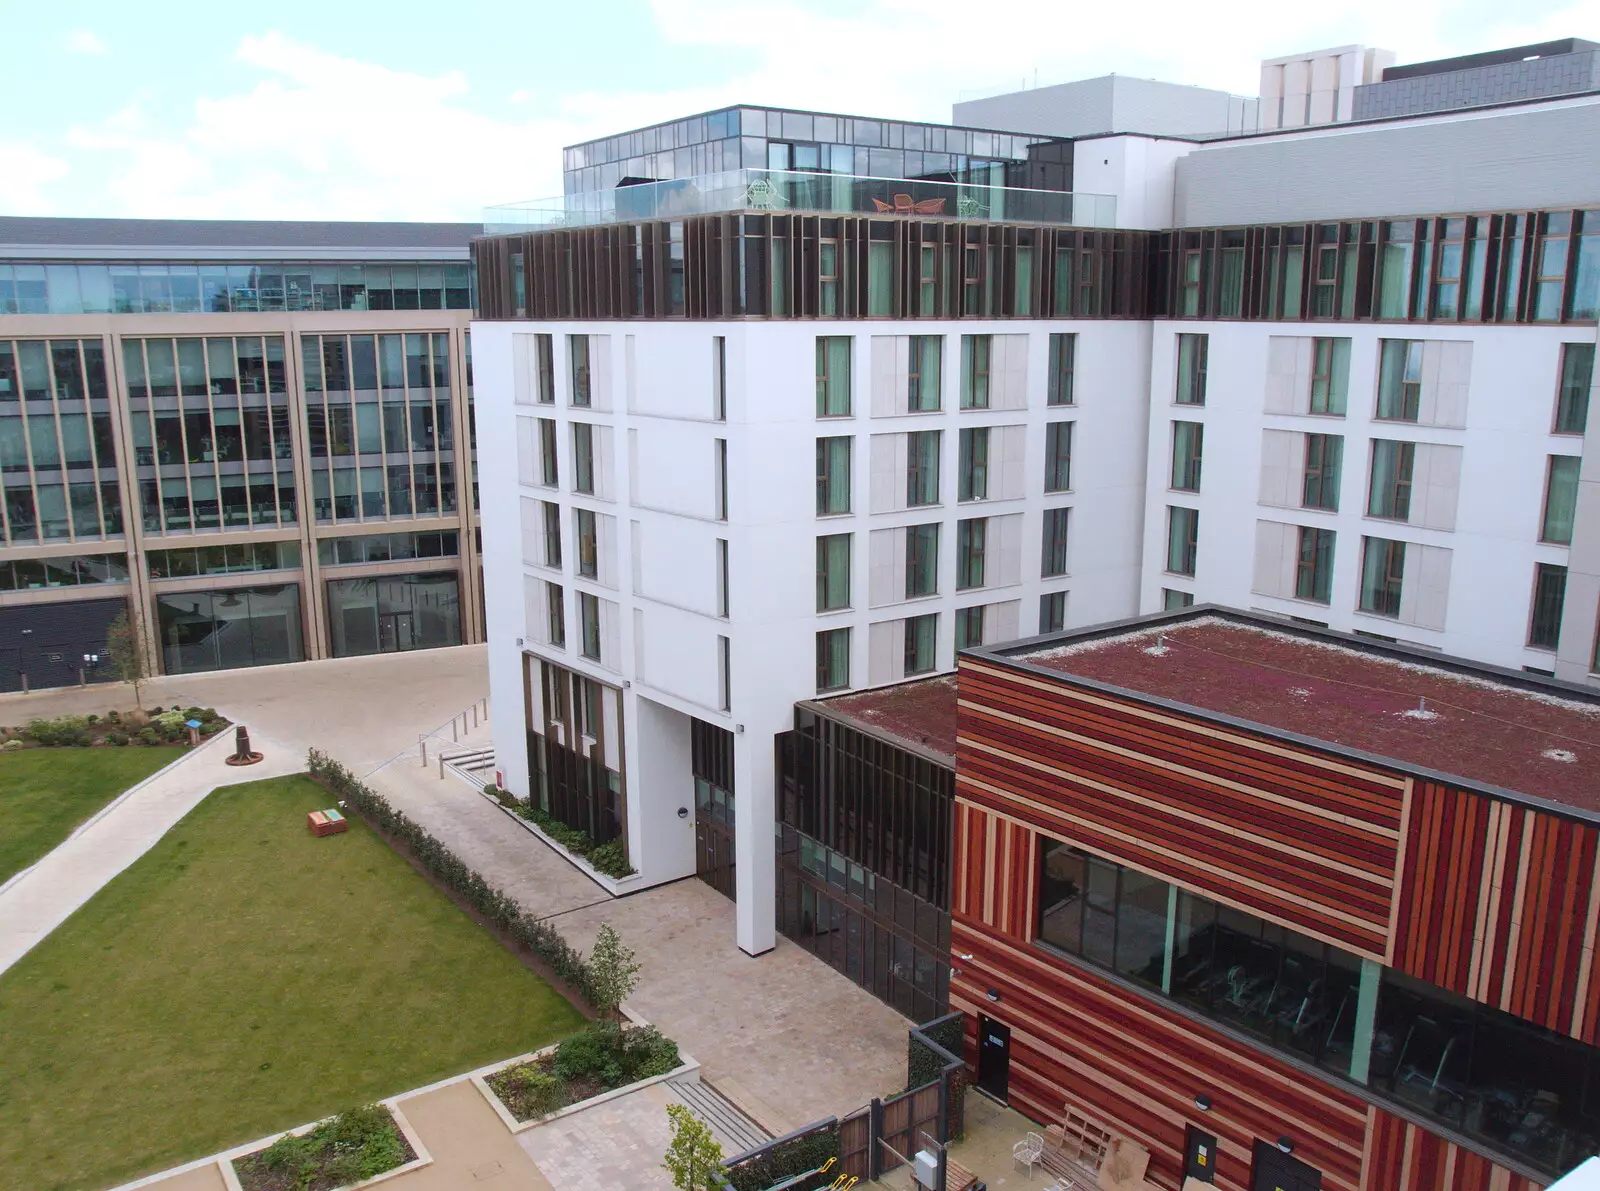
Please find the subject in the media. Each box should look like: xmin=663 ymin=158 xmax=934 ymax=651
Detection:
xmin=951 ymin=918 xmax=1370 ymax=1191
xmin=1363 ymin=1107 xmax=1546 ymax=1191
xmin=956 ymin=658 xmax=1404 ymax=958
xmin=952 ymin=801 xmax=1035 ymax=938
xmin=1393 ymin=781 xmax=1600 ymax=1043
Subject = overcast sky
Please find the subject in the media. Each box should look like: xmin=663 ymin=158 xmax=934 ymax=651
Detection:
xmin=1 ymin=0 xmax=1594 ymax=222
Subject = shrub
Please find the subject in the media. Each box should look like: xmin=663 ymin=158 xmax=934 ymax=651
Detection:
xmin=183 ymin=706 xmax=205 ymax=721
xmin=553 ymin=1021 xmax=625 ymax=1086
xmin=588 ymin=840 xmax=635 ymax=878
xmin=86 ymin=714 xmax=100 ymax=724
xmin=1 ymin=739 xmax=23 ymax=752
xmin=154 ymin=710 xmax=187 ymax=731
xmin=624 ymin=1025 xmax=681 ymax=1079
xmin=200 ymin=707 xmax=218 ymax=722
xmin=145 ymin=707 xmax=165 ymax=717
xmin=201 ymin=722 xmax=224 ymax=736
xmin=136 ymin=728 xmax=159 ymax=746
xmin=499 ymin=1063 xmax=566 ymax=1119
xmin=24 ymin=716 xmax=91 ymax=747
xmin=514 ymin=803 xmax=635 ymax=877
xmin=106 ymin=709 xmax=122 ymax=724
xmin=105 ymin=732 xmax=129 ymax=746
xmin=255 ymin=1104 xmax=405 ymax=1189
xmin=306 ymin=747 xmax=596 ymax=1007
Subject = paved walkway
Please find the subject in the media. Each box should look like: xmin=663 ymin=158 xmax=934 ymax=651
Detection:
xmin=367 ymin=747 xmax=910 ymax=1131
xmin=0 ymin=646 xmax=489 ymax=977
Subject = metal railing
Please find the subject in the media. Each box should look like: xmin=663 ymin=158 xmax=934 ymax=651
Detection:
xmin=485 ymin=168 xmax=1116 ymax=233
xmin=418 ymin=696 xmax=488 ymax=768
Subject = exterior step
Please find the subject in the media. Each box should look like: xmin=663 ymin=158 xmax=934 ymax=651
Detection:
xmin=665 ymin=1077 xmax=772 ymax=1156
xmin=444 ymin=749 xmax=496 ymax=790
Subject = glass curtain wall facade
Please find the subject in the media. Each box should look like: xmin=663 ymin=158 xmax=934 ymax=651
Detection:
xmin=326 ymin=572 xmax=461 ymax=657
xmin=0 ymin=339 xmax=122 ymax=543
xmin=776 ymin=706 xmax=955 ymax=1021
xmin=526 ymin=656 xmax=626 ymax=848
xmin=0 ymin=261 xmax=474 ymax=315
xmin=124 ymin=336 xmax=296 ymax=533
xmin=302 ymin=333 xmax=457 ymax=524
xmin=156 ymin=584 xmax=303 ymax=674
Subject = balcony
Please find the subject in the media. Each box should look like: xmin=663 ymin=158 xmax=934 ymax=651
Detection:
xmin=484 ymin=169 xmax=1116 ymax=234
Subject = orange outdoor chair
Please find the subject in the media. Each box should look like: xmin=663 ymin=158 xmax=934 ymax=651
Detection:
xmin=893 ymin=193 xmax=914 ymax=213
xmin=871 ymin=197 xmax=895 ymax=212
xmin=911 ymin=197 xmax=947 ymax=215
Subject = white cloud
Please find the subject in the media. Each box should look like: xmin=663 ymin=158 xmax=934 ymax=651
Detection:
xmin=0 ymin=141 xmax=69 ymax=213
xmin=65 ymin=29 xmax=108 ymax=55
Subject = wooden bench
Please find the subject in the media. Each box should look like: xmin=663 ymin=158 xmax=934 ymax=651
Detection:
xmin=307 ymin=808 xmax=347 ymax=837
xmin=945 ymin=1156 xmax=978 ymax=1191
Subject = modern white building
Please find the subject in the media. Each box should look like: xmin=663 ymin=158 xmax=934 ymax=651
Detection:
xmin=473 ymin=46 xmax=1600 ymax=960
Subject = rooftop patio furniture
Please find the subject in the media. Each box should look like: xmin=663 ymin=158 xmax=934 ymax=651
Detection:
xmin=956 ymin=195 xmax=987 ymax=219
xmin=912 ymin=197 xmax=947 ymax=215
xmin=1014 ymin=1131 xmax=1045 ymax=1176
xmin=871 ymin=197 xmax=895 ymax=212
xmin=745 ymin=178 xmax=787 ymax=210
xmin=893 ymin=193 xmax=915 ymax=213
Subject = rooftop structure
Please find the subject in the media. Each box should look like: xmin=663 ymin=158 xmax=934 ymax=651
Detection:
xmin=811 ymin=675 xmax=959 ymax=761
xmin=997 ymin=609 xmax=1600 ymax=812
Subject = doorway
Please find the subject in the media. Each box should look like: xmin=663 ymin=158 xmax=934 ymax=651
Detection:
xmin=378 ymin=611 xmax=415 ymax=653
xmin=1184 ymin=1126 xmax=1218 ymax=1183
xmin=1250 ymin=1141 xmax=1322 ymax=1191
xmin=976 ymin=1015 xmax=1010 ymax=1103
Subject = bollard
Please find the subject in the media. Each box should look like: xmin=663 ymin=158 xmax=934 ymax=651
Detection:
xmin=438 ymin=753 xmax=445 ymax=780
xmin=472 ymin=703 xmax=478 ymax=728
xmin=452 ymin=716 xmax=459 ymax=742
xmin=78 ymin=667 xmax=86 ymax=688
xmin=420 ymin=737 xmax=428 ymax=767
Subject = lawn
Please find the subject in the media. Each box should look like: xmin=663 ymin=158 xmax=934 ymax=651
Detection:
xmin=0 ymin=746 xmax=184 ymax=885
xmin=0 ymin=773 xmax=587 ymax=1191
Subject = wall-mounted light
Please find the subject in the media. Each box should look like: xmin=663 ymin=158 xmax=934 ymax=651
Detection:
xmin=1194 ymin=1094 xmax=1211 ymax=1112
xmin=623 ymin=679 xmax=631 ymax=689
xmin=955 ymin=952 xmax=974 ymax=962
xmin=1276 ymin=1137 xmax=1294 ymax=1155
xmin=985 ymin=989 xmax=1001 ymax=1002
xmin=676 ymin=807 xmax=689 ymax=819
xmin=516 ymin=637 xmax=524 ymax=647
xmin=736 ymin=723 xmax=745 ymax=733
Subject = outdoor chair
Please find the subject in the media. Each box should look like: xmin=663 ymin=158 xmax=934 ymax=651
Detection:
xmin=871 ymin=197 xmax=895 ymax=212
xmin=912 ymin=197 xmax=947 ymax=215
xmin=1014 ymin=1131 xmax=1045 ymax=1176
xmin=893 ymin=193 xmax=915 ymax=213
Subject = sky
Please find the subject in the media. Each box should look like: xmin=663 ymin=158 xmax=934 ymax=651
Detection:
xmin=0 ymin=0 xmax=1594 ymax=223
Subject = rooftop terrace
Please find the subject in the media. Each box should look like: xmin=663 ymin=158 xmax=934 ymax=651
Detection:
xmin=997 ymin=611 xmax=1600 ymax=814
xmin=483 ymin=168 xmax=1115 ymax=234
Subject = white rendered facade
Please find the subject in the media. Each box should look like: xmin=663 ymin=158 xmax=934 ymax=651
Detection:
xmin=477 ymin=86 xmax=1600 ymax=955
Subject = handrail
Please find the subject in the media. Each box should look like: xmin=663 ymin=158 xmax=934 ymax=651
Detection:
xmin=418 ymin=696 xmax=489 ymax=767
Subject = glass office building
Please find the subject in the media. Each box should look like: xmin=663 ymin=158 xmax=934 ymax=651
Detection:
xmin=0 ymin=217 xmax=485 ymax=691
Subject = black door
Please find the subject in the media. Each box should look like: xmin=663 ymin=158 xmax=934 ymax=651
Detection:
xmin=1184 ymin=1126 xmax=1218 ymax=1182
xmin=976 ymin=1016 xmax=1010 ymax=1102
xmin=1250 ymin=1142 xmax=1321 ymax=1191
xmin=695 ymin=814 xmax=735 ymax=899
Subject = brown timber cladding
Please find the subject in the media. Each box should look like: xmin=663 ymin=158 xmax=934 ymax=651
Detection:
xmin=950 ymin=913 xmax=1370 ymax=1191
xmin=1363 ymin=1106 xmax=1546 ymax=1191
xmin=473 ymin=215 xmax=1156 ymax=321
xmin=1393 ymin=779 xmax=1600 ymax=1044
xmin=956 ymin=657 xmax=1404 ymax=958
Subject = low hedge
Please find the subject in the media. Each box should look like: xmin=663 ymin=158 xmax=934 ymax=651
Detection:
xmin=308 ymin=747 xmax=595 ymax=1007
xmin=512 ymin=802 xmax=635 ymax=879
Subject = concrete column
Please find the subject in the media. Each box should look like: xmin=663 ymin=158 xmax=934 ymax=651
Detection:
xmin=733 ymin=714 xmax=777 ymax=956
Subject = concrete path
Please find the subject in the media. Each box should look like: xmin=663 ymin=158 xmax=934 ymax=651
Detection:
xmin=366 ymin=748 xmax=910 ymax=1131
xmin=0 ymin=646 xmax=489 ymax=977
xmin=387 ymin=1080 xmax=555 ymax=1191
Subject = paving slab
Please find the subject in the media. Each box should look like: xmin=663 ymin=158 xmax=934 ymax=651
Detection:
xmin=396 ymin=1080 xmax=555 ymax=1191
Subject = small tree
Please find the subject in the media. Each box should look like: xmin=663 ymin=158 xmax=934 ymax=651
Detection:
xmin=587 ymin=922 xmax=641 ymax=1020
xmin=664 ymin=1103 xmax=726 ymax=1191
xmin=104 ymin=611 xmax=149 ymax=707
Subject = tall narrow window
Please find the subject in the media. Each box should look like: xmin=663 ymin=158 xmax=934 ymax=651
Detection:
xmin=1575 ymin=210 xmax=1600 ymax=320
xmin=1296 ymin=527 xmax=1336 ymax=604
xmin=1535 ymin=213 xmax=1571 ymax=322
xmin=575 ymin=507 xmax=597 ymax=578
xmin=816 ymin=533 xmax=851 ymax=611
xmin=1309 ymin=338 xmax=1350 ymax=416
xmin=905 ymin=523 xmax=939 ymax=598
xmin=1047 ymin=333 xmax=1076 ymax=406
xmin=542 ymin=501 xmax=562 ymax=568
xmin=904 ymin=614 xmax=937 ymax=675
xmin=579 ymin=591 xmax=601 ymax=660
xmin=1368 ymin=441 xmax=1414 ymax=521
xmin=1045 ymin=422 xmax=1073 ymax=493
xmin=1170 ymin=422 xmax=1202 ymax=492
xmin=1302 ymin=434 xmax=1343 ymax=511
xmin=1378 ymin=221 xmax=1415 ymax=319
xmin=718 ymin=635 xmax=732 ymax=710
xmin=957 ymin=518 xmax=987 ymax=589
xmin=1556 ymin=343 xmax=1594 ymax=434
xmin=535 ymin=334 xmax=555 ymax=403
xmin=546 ymin=581 xmax=566 ymax=648
xmin=716 ymin=537 xmax=730 ymax=617
xmin=1040 ymin=591 xmax=1067 ymax=633
xmin=1529 ymin=563 xmax=1568 ymax=649
xmin=572 ymin=423 xmax=595 ymax=494
xmin=1376 ymin=341 xmax=1423 ymax=422
xmin=816 ymin=336 xmax=851 ymax=417
xmin=1180 ymin=250 xmax=1201 ymax=316
xmin=538 ymin=419 xmax=559 ymax=487
xmin=955 ymin=605 xmax=984 ymax=650
xmin=1543 ymin=455 xmax=1580 ymax=544
xmin=816 ymin=627 xmax=850 ymax=692
xmin=1360 ymin=537 xmax=1405 ymax=618
xmin=1433 ymin=217 xmax=1466 ymax=319
xmin=960 ymin=335 xmax=991 ymax=409
xmin=958 ymin=427 xmax=989 ymax=502
xmin=569 ymin=335 xmax=591 ymax=407
xmin=908 ymin=336 xmax=941 ymax=411
xmin=1217 ymin=231 xmax=1245 ymax=316
xmin=1042 ymin=508 xmax=1070 ymax=577
xmin=816 ymin=436 xmax=852 ymax=515
xmin=819 ymin=238 xmax=839 ymax=316
xmin=1166 ymin=507 xmax=1198 ymax=576
xmin=907 ymin=430 xmax=941 ymax=507
xmin=714 ymin=437 xmax=728 ymax=521
xmin=1175 ymin=335 xmax=1207 ymax=406
xmin=712 ymin=336 xmax=727 ymax=421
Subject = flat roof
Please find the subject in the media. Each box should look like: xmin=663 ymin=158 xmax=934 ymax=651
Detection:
xmin=990 ymin=610 xmax=1600 ymax=815
xmin=0 ymin=217 xmax=479 ymax=254
xmin=812 ymin=675 xmax=958 ymax=763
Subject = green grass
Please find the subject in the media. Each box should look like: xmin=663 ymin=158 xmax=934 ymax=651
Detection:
xmin=0 ymin=747 xmax=184 ymax=885
xmin=0 ymin=773 xmax=587 ymax=1191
